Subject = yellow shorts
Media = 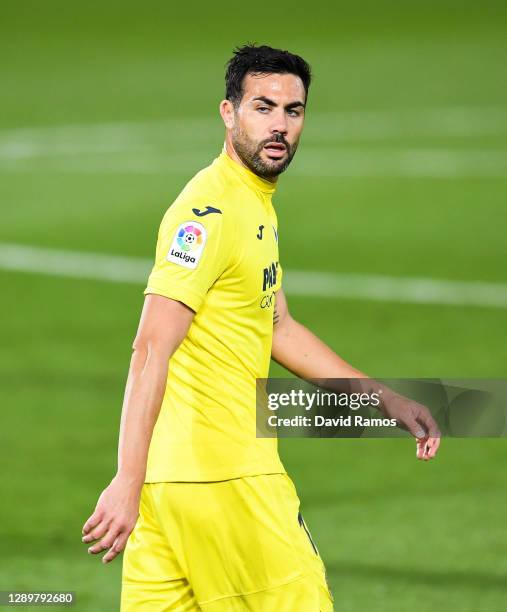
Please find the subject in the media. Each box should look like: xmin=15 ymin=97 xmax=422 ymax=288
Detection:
xmin=121 ymin=473 xmax=334 ymax=611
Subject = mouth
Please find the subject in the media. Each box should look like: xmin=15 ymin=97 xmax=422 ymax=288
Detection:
xmin=263 ymin=142 xmax=287 ymax=159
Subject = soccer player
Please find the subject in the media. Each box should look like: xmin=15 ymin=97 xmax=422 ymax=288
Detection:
xmin=82 ymin=44 xmax=440 ymax=611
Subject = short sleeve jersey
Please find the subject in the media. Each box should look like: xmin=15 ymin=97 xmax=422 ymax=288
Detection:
xmin=144 ymin=150 xmax=285 ymax=481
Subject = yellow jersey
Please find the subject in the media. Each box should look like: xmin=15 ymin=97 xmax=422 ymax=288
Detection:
xmin=144 ymin=150 xmax=285 ymax=481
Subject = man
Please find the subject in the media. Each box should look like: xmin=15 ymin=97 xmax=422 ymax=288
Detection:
xmin=82 ymin=44 xmax=440 ymax=611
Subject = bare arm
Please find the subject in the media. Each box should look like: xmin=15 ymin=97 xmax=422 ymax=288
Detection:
xmin=272 ymin=289 xmax=364 ymax=380
xmin=271 ymin=289 xmax=440 ymax=460
xmin=82 ymin=294 xmax=194 ymax=563
xmin=116 ymin=295 xmax=193 ymax=481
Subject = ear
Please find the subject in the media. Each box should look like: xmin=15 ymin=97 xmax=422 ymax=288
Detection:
xmin=219 ymin=99 xmax=235 ymax=130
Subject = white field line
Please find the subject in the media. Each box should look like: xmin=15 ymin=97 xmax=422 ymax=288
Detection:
xmin=0 ymin=244 xmax=151 ymax=284
xmin=1 ymin=243 xmax=507 ymax=309
xmin=1 ymin=106 xmax=507 ymax=145
xmin=0 ymin=106 xmax=506 ymax=177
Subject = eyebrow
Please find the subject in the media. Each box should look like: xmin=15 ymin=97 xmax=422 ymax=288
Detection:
xmin=252 ymin=96 xmax=306 ymax=110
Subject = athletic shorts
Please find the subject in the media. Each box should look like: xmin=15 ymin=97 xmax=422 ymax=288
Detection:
xmin=121 ymin=473 xmax=334 ymax=611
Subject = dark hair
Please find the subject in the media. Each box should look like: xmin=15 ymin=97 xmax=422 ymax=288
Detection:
xmin=225 ymin=44 xmax=312 ymax=106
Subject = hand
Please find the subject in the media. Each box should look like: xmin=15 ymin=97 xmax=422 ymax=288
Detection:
xmin=380 ymin=393 xmax=441 ymax=461
xmin=82 ymin=473 xmax=142 ymax=564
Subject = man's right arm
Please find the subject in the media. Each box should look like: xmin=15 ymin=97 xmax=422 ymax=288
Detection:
xmin=81 ymin=294 xmax=194 ymax=564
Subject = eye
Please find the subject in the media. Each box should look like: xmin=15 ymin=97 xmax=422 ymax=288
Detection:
xmin=288 ymin=109 xmax=301 ymax=117
xmin=257 ymin=106 xmax=270 ymax=113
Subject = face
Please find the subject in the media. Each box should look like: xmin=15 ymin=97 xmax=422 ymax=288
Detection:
xmin=222 ymin=72 xmax=306 ymax=179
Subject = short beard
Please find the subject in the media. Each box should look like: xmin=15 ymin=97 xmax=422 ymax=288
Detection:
xmin=231 ymin=127 xmax=298 ymax=179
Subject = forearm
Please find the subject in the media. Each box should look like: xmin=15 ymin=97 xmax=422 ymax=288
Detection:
xmin=270 ymin=292 xmax=441 ymax=458
xmin=116 ymin=340 xmax=171 ymax=484
xmin=82 ymin=295 xmax=194 ymax=563
xmin=271 ymin=316 xmax=394 ymax=400
xmin=272 ymin=316 xmax=365 ymax=380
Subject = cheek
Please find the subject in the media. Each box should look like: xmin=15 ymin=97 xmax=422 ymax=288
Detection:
xmin=288 ymin=122 xmax=304 ymax=144
xmin=241 ymin=111 xmax=268 ymax=137
xmin=290 ymin=118 xmax=304 ymax=134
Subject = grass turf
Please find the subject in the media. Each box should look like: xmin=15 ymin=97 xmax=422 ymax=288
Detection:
xmin=1 ymin=1 xmax=506 ymax=610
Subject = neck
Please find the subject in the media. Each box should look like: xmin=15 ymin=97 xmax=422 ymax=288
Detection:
xmin=224 ymin=134 xmax=278 ymax=184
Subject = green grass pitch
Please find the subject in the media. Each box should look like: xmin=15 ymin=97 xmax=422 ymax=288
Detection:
xmin=1 ymin=1 xmax=506 ymax=610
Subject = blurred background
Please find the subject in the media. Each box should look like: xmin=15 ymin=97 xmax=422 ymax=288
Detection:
xmin=1 ymin=1 xmax=506 ymax=610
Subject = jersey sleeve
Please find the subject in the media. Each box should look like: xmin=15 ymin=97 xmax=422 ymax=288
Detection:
xmin=144 ymin=198 xmax=230 ymax=312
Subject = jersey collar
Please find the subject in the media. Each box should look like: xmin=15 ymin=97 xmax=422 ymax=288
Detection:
xmin=218 ymin=150 xmax=277 ymax=195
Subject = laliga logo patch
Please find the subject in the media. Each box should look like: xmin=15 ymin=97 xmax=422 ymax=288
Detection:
xmin=167 ymin=221 xmax=207 ymax=269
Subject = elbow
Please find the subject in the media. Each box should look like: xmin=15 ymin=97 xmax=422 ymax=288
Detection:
xmin=132 ymin=334 xmax=148 ymax=355
xmin=274 ymin=311 xmax=293 ymax=337
xmin=131 ymin=333 xmax=173 ymax=370
xmin=271 ymin=336 xmax=286 ymax=365
xmin=131 ymin=334 xmax=160 ymax=366
xmin=271 ymin=315 xmax=293 ymax=358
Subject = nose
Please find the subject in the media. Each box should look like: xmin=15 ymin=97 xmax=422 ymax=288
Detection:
xmin=269 ymin=110 xmax=288 ymax=137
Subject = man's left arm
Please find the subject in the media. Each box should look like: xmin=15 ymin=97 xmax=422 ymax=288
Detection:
xmin=271 ymin=289 xmax=440 ymax=460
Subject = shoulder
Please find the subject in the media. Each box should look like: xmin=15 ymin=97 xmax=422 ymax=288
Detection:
xmin=178 ymin=156 xmax=233 ymax=208
xmin=159 ymin=159 xmax=238 ymax=234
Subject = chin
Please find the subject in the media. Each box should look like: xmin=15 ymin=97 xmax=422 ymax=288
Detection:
xmin=263 ymin=155 xmax=286 ymax=168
